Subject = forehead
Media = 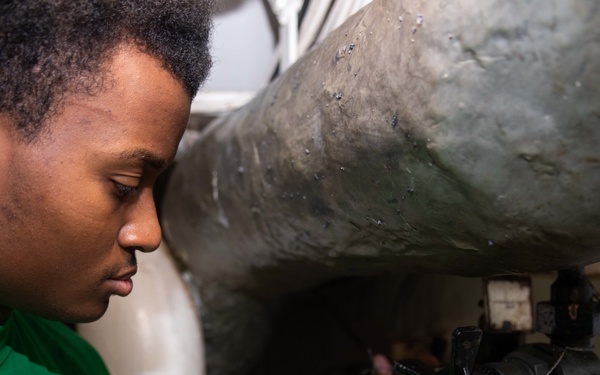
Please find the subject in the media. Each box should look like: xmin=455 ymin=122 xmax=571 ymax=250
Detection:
xmin=36 ymin=45 xmax=191 ymax=164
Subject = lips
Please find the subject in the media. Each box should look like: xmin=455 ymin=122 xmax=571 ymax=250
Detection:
xmin=107 ymin=267 xmax=137 ymax=297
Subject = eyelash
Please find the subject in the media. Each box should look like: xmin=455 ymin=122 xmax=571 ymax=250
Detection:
xmin=114 ymin=182 xmax=141 ymax=199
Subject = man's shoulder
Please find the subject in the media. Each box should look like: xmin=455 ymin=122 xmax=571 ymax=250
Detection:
xmin=0 ymin=310 xmax=109 ymax=375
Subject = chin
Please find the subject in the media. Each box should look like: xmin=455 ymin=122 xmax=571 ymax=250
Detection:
xmin=54 ymin=299 xmax=110 ymax=324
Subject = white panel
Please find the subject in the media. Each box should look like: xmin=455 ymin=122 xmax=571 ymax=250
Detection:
xmin=191 ymin=90 xmax=256 ymax=115
xmin=203 ymin=0 xmax=277 ymax=92
xmin=485 ymin=278 xmax=533 ymax=332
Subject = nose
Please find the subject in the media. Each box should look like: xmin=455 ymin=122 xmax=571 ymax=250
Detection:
xmin=117 ymin=190 xmax=162 ymax=253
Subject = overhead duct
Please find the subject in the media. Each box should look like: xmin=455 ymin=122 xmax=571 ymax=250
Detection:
xmin=162 ymin=0 xmax=600 ymax=373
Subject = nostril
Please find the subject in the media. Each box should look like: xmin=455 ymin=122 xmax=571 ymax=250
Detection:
xmin=121 ymin=247 xmax=139 ymax=266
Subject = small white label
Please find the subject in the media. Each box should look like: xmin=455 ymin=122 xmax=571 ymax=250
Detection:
xmin=485 ymin=277 xmax=533 ymax=332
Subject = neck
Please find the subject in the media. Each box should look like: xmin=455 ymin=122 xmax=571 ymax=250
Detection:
xmin=0 ymin=306 xmax=12 ymax=324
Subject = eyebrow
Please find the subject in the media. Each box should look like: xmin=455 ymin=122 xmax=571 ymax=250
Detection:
xmin=118 ymin=148 xmax=169 ymax=172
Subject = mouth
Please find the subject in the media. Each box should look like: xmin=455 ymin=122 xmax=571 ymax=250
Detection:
xmin=106 ymin=267 xmax=137 ymax=297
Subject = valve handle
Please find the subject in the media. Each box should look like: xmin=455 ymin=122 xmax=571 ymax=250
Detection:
xmin=450 ymin=326 xmax=482 ymax=375
xmin=394 ymin=327 xmax=482 ymax=375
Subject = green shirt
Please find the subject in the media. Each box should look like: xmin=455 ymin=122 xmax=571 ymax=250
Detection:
xmin=0 ymin=310 xmax=109 ymax=375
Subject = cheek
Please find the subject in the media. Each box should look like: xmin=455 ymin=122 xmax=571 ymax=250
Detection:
xmin=46 ymin=190 xmax=123 ymax=251
xmin=4 ymin=162 xmax=121 ymax=258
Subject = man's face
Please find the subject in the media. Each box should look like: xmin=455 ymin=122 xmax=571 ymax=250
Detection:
xmin=0 ymin=45 xmax=190 ymax=322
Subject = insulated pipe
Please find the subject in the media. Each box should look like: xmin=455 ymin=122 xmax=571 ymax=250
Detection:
xmin=316 ymin=0 xmax=373 ymax=44
xmin=162 ymin=0 xmax=600 ymax=373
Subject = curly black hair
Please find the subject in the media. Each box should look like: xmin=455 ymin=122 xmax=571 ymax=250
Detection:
xmin=0 ymin=0 xmax=214 ymax=140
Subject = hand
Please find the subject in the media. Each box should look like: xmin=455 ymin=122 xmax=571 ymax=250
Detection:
xmin=373 ymin=354 xmax=393 ymax=375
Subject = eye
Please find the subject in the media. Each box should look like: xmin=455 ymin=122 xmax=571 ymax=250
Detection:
xmin=113 ymin=181 xmax=141 ymax=199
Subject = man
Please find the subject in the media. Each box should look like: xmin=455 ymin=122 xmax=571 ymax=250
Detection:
xmin=0 ymin=1 xmax=213 ymax=373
